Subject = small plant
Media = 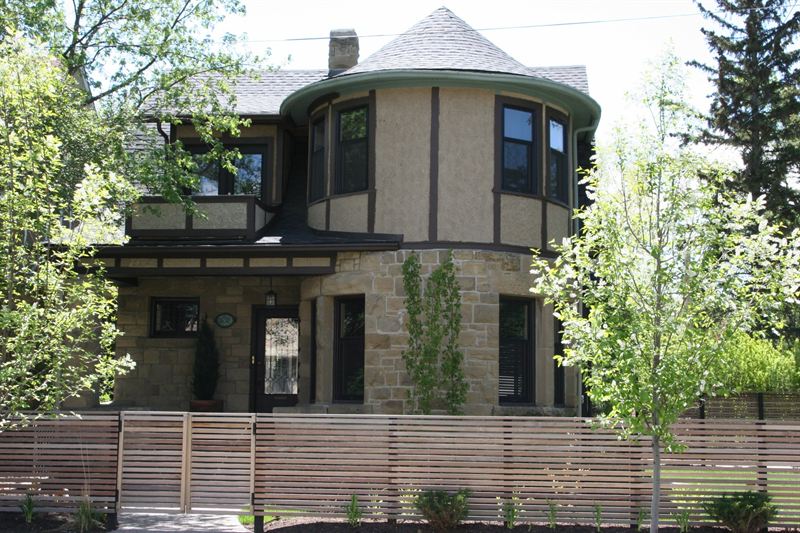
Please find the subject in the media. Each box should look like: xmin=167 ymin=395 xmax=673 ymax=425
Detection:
xmin=674 ymin=508 xmax=691 ymax=533
xmin=593 ymin=503 xmax=603 ymax=532
xmin=703 ymin=491 xmax=777 ymax=533
xmin=636 ymin=507 xmax=648 ymax=531
xmin=502 ymin=495 xmax=520 ymax=529
xmin=415 ymin=489 xmax=470 ymax=531
xmin=547 ymin=500 xmax=557 ymax=529
xmin=19 ymin=493 xmax=35 ymax=524
xmin=72 ymin=497 xmax=103 ymax=533
xmin=346 ymin=494 xmax=363 ymax=528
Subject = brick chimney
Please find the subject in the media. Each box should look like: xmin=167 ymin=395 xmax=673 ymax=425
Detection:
xmin=328 ymin=29 xmax=359 ymax=76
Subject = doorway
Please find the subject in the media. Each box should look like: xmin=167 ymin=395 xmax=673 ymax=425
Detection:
xmin=251 ymin=306 xmax=300 ymax=412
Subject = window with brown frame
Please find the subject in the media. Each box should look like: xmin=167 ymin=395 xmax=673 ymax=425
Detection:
xmin=334 ymin=296 xmax=365 ymax=402
xmin=150 ymin=298 xmax=199 ymax=338
xmin=499 ymin=297 xmax=535 ymax=404
xmin=335 ymin=106 xmax=369 ymax=194
xmin=188 ymin=143 xmax=268 ymax=199
xmin=309 ymin=118 xmax=326 ymax=202
xmin=547 ymin=112 xmax=569 ymax=204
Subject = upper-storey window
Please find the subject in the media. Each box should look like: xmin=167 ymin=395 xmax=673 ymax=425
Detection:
xmin=309 ymin=118 xmax=326 ymax=202
xmin=336 ymin=106 xmax=368 ymax=194
xmin=189 ymin=144 xmax=266 ymax=198
xmin=547 ymin=114 xmax=569 ymax=204
xmin=502 ymin=105 xmax=538 ymax=195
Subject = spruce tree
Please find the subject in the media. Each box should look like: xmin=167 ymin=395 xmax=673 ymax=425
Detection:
xmin=690 ymin=0 xmax=800 ymax=230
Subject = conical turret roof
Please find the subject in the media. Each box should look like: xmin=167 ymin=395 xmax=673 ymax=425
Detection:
xmin=341 ymin=7 xmax=534 ymax=77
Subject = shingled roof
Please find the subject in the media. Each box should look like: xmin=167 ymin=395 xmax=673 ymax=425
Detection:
xmin=229 ymin=70 xmax=328 ymax=115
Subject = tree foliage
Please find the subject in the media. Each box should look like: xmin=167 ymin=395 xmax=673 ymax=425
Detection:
xmin=0 ymin=39 xmax=134 ymax=424
xmin=402 ymin=252 xmax=468 ymax=415
xmin=717 ymin=333 xmax=800 ymax=392
xmin=690 ymin=0 xmax=800 ymax=230
xmin=530 ymin=53 xmax=800 ymax=532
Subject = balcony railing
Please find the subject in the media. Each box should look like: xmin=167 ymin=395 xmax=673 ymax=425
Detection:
xmin=126 ymin=195 xmax=272 ymax=240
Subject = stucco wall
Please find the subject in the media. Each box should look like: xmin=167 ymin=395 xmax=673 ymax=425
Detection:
xmin=437 ymin=88 xmax=494 ymax=243
xmin=193 ymin=202 xmax=248 ymax=229
xmin=546 ymin=203 xmax=570 ymax=250
xmin=501 ymin=195 xmax=543 ymax=249
xmin=131 ymin=204 xmax=185 ymax=230
xmin=374 ymin=88 xmax=431 ymax=241
xmin=307 ymin=201 xmax=326 ymax=230
xmin=328 ymin=193 xmax=368 ymax=233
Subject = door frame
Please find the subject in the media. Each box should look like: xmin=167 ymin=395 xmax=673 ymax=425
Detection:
xmin=249 ymin=304 xmax=300 ymax=412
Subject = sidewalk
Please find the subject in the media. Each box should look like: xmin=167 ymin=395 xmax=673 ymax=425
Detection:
xmin=117 ymin=513 xmax=248 ymax=533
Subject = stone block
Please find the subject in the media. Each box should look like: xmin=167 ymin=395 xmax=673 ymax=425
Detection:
xmin=366 ymin=334 xmax=391 ymax=350
xmin=377 ymin=315 xmax=402 ymax=333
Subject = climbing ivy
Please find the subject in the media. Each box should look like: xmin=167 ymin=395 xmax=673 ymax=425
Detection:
xmin=401 ymin=251 xmax=468 ymax=415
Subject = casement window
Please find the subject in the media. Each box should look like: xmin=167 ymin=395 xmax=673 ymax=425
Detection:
xmin=501 ymin=105 xmax=539 ymax=195
xmin=334 ymin=296 xmax=365 ymax=402
xmin=335 ymin=106 xmax=369 ymax=194
xmin=554 ymin=319 xmax=565 ymax=406
xmin=499 ymin=297 xmax=534 ymax=404
xmin=150 ymin=298 xmax=199 ymax=338
xmin=547 ymin=113 xmax=569 ymax=204
xmin=308 ymin=118 xmax=326 ymax=202
xmin=189 ymin=144 xmax=267 ymax=198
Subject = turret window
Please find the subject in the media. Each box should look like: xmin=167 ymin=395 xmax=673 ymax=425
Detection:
xmin=502 ymin=106 xmax=537 ymax=194
xmin=547 ymin=113 xmax=569 ymax=204
xmin=336 ymin=105 xmax=369 ymax=194
xmin=309 ymin=118 xmax=326 ymax=202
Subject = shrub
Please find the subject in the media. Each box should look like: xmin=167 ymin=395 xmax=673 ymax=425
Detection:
xmin=346 ymin=494 xmax=362 ymax=528
xmin=19 ymin=493 xmax=35 ymax=524
xmin=674 ymin=509 xmax=690 ymax=533
xmin=718 ymin=333 xmax=800 ymax=393
xmin=415 ymin=489 xmax=470 ymax=531
xmin=502 ymin=496 xmax=519 ymax=529
xmin=547 ymin=500 xmax=557 ymax=529
xmin=72 ymin=497 xmax=104 ymax=533
xmin=703 ymin=491 xmax=777 ymax=533
xmin=593 ymin=504 xmax=602 ymax=532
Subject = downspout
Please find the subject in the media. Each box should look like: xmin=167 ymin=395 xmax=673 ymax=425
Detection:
xmin=571 ymin=115 xmax=599 ymax=418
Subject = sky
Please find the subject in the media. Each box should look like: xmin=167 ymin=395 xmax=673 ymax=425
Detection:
xmin=215 ymin=0 xmax=722 ymax=143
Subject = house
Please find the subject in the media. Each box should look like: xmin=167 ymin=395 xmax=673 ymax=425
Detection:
xmin=96 ymin=7 xmax=601 ymax=415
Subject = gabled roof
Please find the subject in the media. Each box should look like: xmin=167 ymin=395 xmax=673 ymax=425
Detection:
xmin=340 ymin=7 xmax=532 ymax=77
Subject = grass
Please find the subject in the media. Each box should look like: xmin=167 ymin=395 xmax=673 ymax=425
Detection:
xmin=238 ymin=514 xmax=276 ymax=527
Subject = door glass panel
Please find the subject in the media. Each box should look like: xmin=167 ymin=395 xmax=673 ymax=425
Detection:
xmin=264 ymin=317 xmax=299 ymax=394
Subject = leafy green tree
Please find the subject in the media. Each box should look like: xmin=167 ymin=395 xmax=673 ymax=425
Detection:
xmin=690 ymin=0 xmax=800 ymax=230
xmin=530 ymin=54 xmax=800 ymax=532
xmin=402 ymin=252 xmax=468 ymax=415
xmin=0 ymin=39 xmax=134 ymax=424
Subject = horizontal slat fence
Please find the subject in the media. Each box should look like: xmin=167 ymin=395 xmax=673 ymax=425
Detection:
xmin=0 ymin=413 xmax=118 ymax=512
xmin=682 ymin=392 xmax=800 ymax=420
xmin=0 ymin=412 xmax=798 ymax=528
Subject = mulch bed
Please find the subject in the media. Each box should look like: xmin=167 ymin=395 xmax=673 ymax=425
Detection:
xmin=0 ymin=512 xmax=79 ymax=532
xmin=257 ymin=518 xmax=733 ymax=532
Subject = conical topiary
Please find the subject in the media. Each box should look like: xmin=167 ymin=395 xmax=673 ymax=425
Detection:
xmin=193 ymin=317 xmax=219 ymax=401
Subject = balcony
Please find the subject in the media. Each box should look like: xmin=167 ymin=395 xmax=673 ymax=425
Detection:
xmin=126 ymin=196 xmax=273 ymax=241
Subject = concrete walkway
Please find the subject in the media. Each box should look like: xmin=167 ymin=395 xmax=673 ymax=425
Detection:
xmin=117 ymin=513 xmax=248 ymax=533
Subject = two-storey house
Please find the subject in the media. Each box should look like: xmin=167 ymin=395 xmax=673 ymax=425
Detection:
xmin=97 ymin=7 xmax=601 ymax=415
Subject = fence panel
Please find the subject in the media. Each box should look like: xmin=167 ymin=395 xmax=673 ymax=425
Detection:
xmin=0 ymin=413 xmax=118 ymax=513
xmin=118 ymin=412 xmax=186 ymax=513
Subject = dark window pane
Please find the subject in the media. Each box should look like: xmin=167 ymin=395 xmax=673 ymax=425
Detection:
xmin=152 ymin=299 xmax=199 ymax=337
xmin=502 ymin=141 xmax=531 ymax=193
xmin=504 ymin=107 xmax=533 ymax=141
xmin=340 ymin=107 xmax=367 ymax=141
xmin=499 ymin=298 xmax=533 ymax=404
xmin=548 ymin=150 xmax=568 ymax=203
xmin=192 ymin=154 xmax=219 ymax=195
xmin=554 ymin=319 xmax=565 ymax=406
xmin=335 ymin=297 xmax=365 ymax=402
xmin=313 ymin=120 xmax=326 ymax=150
xmin=339 ymin=139 xmax=368 ymax=193
xmin=310 ymin=120 xmax=326 ymax=202
xmin=233 ymin=153 xmax=262 ymax=196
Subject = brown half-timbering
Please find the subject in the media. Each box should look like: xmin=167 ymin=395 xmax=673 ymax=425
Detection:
xmin=367 ymin=90 xmax=377 ymax=233
xmin=429 ymin=87 xmax=440 ymax=242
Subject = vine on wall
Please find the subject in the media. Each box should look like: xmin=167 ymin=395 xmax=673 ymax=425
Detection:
xmin=401 ymin=251 xmax=468 ymax=415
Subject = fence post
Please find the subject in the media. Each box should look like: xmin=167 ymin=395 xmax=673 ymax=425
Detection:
xmin=252 ymin=415 xmax=264 ymax=533
xmin=699 ymin=395 xmax=706 ymax=420
xmin=108 ymin=411 xmax=123 ymax=530
xmin=180 ymin=413 xmax=191 ymax=513
xmin=386 ymin=416 xmax=398 ymax=524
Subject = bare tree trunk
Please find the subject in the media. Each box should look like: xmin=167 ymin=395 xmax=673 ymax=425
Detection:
xmin=650 ymin=434 xmax=661 ymax=533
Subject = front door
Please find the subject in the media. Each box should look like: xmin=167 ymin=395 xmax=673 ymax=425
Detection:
xmin=252 ymin=306 xmax=300 ymax=412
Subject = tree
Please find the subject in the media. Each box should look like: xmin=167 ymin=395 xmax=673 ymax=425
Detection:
xmin=690 ymin=0 xmax=800 ymax=230
xmin=401 ymin=252 xmax=468 ymax=415
xmin=530 ymin=54 xmax=800 ymax=532
xmin=0 ymin=38 xmax=135 ymax=424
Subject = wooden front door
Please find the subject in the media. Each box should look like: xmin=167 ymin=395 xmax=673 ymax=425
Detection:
xmin=252 ymin=306 xmax=300 ymax=412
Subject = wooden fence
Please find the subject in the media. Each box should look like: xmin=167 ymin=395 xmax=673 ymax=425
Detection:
xmin=0 ymin=412 xmax=799 ymax=528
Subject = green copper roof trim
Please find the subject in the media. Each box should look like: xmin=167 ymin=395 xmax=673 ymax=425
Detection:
xmin=281 ymin=70 xmax=601 ymax=131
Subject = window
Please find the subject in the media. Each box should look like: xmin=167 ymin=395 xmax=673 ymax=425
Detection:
xmin=309 ymin=118 xmax=326 ymax=202
xmin=151 ymin=298 xmax=199 ymax=337
xmin=189 ymin=144 xmax=266 ymax=198
xmin=334 ymin=296 xmax=365 ymax=402
xmin=554 ymin=319 xmax=565 ymax=406
xmin=547 ymin=115 xmax=568 ymax=204
xmin=499 ymin=298 xmax=534 ymax=404
xmin=502 ymin=105 xmax=538 ymax=194
xmin=336 ymin=106 xmax=368 ymax=194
